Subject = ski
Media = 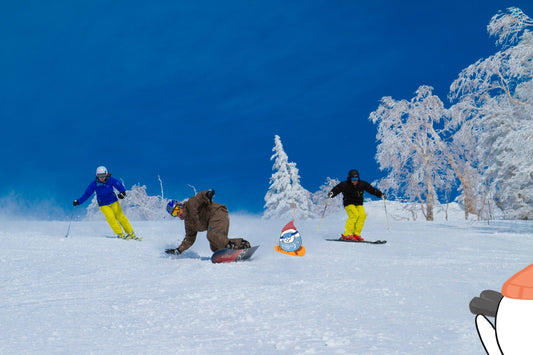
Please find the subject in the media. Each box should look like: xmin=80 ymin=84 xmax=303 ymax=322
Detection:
xmin=325 ymin=238 xmax=387 ymax=244
xmin=106 ymin=235 xmax=143 ymax=241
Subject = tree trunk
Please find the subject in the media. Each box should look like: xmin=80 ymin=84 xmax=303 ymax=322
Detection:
xmin=425 ymin=183 xmax=434 ymax=221
xmin=426 ymin=193 xmax=434 ymax=221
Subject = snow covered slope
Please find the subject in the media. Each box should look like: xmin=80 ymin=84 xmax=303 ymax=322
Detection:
xmin=1 ymin=202 xmax=532 ymax=354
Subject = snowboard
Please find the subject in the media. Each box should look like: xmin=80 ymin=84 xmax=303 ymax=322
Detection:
xmin=325 ymin=238 xmax=386 ymax=244
xmin=211 ymin=245 xmax=260 ymax=263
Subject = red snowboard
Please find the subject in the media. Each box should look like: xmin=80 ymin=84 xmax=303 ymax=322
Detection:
xmin=211 ymin=245 xmax=260 ymax=263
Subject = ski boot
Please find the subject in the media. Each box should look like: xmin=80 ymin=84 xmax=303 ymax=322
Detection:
xmin=126 ymin=232 xmax=142 ymax=241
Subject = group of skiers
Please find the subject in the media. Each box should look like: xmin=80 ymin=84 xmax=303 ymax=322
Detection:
xmin=74 ymin=166 xmax=384 ymax=253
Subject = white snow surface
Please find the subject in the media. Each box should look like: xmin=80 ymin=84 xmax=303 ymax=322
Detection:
xmin=1 ymin=201 xmax=532 ymax=354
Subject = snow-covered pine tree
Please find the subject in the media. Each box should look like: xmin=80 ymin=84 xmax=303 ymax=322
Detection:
xmin=264 ymin=135 xmax=317 ymax=219
xmin=286 ymin=161 xmax=317 ymax=219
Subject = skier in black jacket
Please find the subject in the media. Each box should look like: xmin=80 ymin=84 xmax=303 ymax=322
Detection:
xmin=329 ymin=169 xmax=384 ymax=241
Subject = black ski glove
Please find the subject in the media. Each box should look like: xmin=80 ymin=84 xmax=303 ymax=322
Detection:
xmin=73 ymin=200 xmax=79 ymax=206
xmin=206 ymin=189 xmax=215 ymax=202
xmin=165 ymin=248 xmax=181 ymax=255
xmin=328 ymin=191 xmax=334 ymax=198
xmin=381 ymin=193 xmax=386 ymax=199
xmin=117 ymin=192 xmax=126 ymax=199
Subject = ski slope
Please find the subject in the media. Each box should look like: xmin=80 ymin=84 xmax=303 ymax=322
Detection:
xmin=1 ymin=201 xmax=532 ymax=354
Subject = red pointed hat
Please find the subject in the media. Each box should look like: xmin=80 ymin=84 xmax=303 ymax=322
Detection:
xmin=502 ymin=264 xmax=533 ymax=300
xmin=281 ymin=220 xmax=296 ymax=233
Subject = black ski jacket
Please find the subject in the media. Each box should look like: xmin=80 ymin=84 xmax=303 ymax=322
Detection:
xmin=330 ymin=180 xmax=383 ymax=207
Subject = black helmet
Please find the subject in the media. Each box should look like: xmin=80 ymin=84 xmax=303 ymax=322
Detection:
xmin=348 ymin=169 xmax=359 ymax=181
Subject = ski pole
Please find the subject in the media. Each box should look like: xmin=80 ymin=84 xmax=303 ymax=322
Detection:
xmin=317 ymin=197 xmax=330 ymax=232
xmin=383 ymin=196 xmax=390 ymax=231
xmin=65 ymin=206 xmax=75 ymax=238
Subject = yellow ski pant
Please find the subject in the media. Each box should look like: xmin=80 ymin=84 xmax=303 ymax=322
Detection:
xmin=99 ymin=201 xmax=133 ymax=235
xmin=344 ymin=204 xmax=367 ymax=236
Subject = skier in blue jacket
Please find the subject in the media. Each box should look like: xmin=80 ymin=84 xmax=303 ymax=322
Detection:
xmin=73 ymin=166 xmax=138 ymax=240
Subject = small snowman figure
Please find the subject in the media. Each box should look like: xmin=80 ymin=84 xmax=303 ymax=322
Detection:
xmin=470 ymin=264 xmax=533 ymax=354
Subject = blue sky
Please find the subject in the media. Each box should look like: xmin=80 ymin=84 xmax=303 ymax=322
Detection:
xmin=1 ymin=1 xmax=532 ymax=217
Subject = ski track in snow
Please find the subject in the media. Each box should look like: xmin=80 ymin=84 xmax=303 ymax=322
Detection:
xmin=1 ymin=201 xmax=532 ymax=354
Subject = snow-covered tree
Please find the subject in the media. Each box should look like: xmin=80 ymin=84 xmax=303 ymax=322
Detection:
xmin=311 ymin=177 xmax=342 ymax=216
xmin=448 ymin=7 xmax=533 ymax=219
xmin=365 ymin=7 xmax=533 ymax=220
xmin=286 ymin=161 xmax=317 ymax=219
xmin=85 ymin=182 xmax=170 ymax=221
xmin=264 ymin=135 xmax=317 ymax=220
xmin=443 ymin=100 xmax=490 ymax=219
xmin=488 ymin=7 xmax=533 ymax=48
xmin=370 ymin=86 xmax=453 ymax=221
xmin=120 ymin=184 xmax=170 ymax=220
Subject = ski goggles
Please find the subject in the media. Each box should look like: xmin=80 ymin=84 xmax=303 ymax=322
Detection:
xmin=350 ymin=176 xmax=359 ymax=181
xmin=170 ymin=204 xmax=182 ymax=217
xmin=97 ymin=173 xmax=107 ymax=180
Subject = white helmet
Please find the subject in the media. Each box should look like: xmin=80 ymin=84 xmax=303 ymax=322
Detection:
xmin=96 ymin=166 xmax=108 ymax=175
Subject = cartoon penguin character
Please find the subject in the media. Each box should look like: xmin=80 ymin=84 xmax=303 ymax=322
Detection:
xmin=279 ymin=220 xmax=302 ymax=252
xmin=470 ymin=264 xmax=533 ymax=354
xmin=274 ymin=220 xmax=306 ymax=256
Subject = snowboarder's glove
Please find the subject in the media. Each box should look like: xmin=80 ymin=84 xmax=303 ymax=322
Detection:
xmin=73 ymin=200 xmax=79 ymax=206
xmin=165 ymin=248 xmax=181 ymax=255
xmin=206 ymin=189 xmax=215 ymax=202
xmin=382 ymin=193 xmax=386 ymax=199
xmin=328 ymin=191 xmax=334 ymax=198
xmin=117 ymin=192 xmax=126 ymax=199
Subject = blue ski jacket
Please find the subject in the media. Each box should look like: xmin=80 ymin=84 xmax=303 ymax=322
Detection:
xmin=77 ymin=175 xmax=126 ymax=207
